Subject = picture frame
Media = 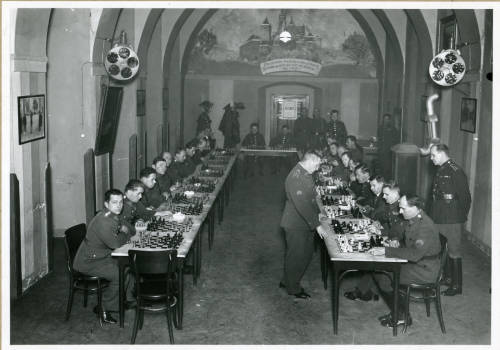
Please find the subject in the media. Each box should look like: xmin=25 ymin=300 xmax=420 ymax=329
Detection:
xmin=17 ymin=94 xmax=46 ymax=145
xmin=460 ymin=97 xmax=477 ymax=133
xmin=439 ymin=15 xmax=458 ymax=51
xmin=136 ymin=89 xmax=146 ymax=116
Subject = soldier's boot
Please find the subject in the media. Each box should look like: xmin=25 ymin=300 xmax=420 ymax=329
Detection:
xmin=442 ymin=258 xmax=463 ymax=296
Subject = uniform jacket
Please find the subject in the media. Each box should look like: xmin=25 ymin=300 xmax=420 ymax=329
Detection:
xmin=166 ymin=166 xmax=181 ymax=185
xmin=354 ymin=182 xmax=374 ymax=206
xmin=170 ymin=161 xmax=191 ymax=180
xmin=349 ymin=146 xmax=364 ymax=163
xmin=120 ymin=198 xmax=139 ymax=228
xmin=379 ymin=201 xmax=406 ymax=241
xmin=242 ymin=132 xmax=265 ymax=148
xmin=333 ymin=165 xmax=350 ymax=184
xmin=430 ymin=159 xmax=471 ymax=224
xmin=73 ymin=210 xmax=130 ymax=273
xmin=156 ymin=173 xmax=173 ymax=194
xmin=141 ymin=183 xmax=164 ymax=209
xmin=378 ymin=125 xmax=399 ymax=153
xmin=293 ymin=117 xmax=314 ymax=150
xmin=184 ymin=157 xmax=197 ymax=176
xmin=326 ymin=120 xmax=347 ymax=145
xmin=366 ymin=193 xmax=386 ymax=223
xmin=269 ymin=133 xmax=294 ymax=148
xmin=386 ymin=211 xmax=441 ymax=284
xmin=218 ymin=110 xmax=240 ymax=148
xmin=281 ymin=163 xmax=321 ymax=231
xmin=196 ymin=111 xmax=211 ymax=134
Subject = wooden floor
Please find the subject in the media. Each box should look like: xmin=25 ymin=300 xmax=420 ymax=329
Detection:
xmin=10 ymin=162 xmax=492 ymax=345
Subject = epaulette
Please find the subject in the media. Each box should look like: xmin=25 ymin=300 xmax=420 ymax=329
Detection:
xmin=104 ymin=211 xmax=111 ymax=217
xmin=449 ymin=161 xmax=459 ymax=171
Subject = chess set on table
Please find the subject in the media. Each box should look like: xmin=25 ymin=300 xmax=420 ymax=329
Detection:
xmin=316 ymin=185 xmax=351 ymax=196
xmin=267 ymin=146 xmax=296 ymax=151
xmin=334 ymin=234 xmax=385 ymax=253
xmin=213 ymin=149 xmax=235 ymax=156
xmin=131 ymin=232 xmax=184 ymax=250
xmin=183 ymin=183 xmax=216 ymax=193
xmin=171 ymin=192 xmax=208 ymax=206
xmin=131 ymin=217 xmax=193 ymax=250
xmin=198 ymin=167 xmax=224 ymax=178
xmin=163 ymin=202 xmax=204 ymax=216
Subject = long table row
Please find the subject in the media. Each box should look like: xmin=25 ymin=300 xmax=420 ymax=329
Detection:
xmin=111 ymin=151 xmax=238 ymax=328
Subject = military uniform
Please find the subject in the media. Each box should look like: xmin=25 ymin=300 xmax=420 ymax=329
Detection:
xmin=332 ymin=165 xmax=350 ymax=185
xmin=349 ymin=146 xmax=364 ymax=163
xmin=366 ymin=193 xmax=386 ymax=223
xmin=170 ymin=161 xmax=191 ymax=180
xmin=326 ymin=120 xmax=347 ymax=146
xmin=120 ymin=198 xmax=155 ymax=225
xmin=280 ymin=163 xmax=320 ymax=294
xmin=354 ymin=182 xmax=375 ymax=207
xmin=293 ymin=117 xmax=315 ymax=152
xmin=430 ymin=159 xmax=471 ymax=257
xmin=156 ymin=173 xmax=173 ymax=194
xmin=242 ymin=132 xmax=266 ymax=176
xmin=141 ymin=183 xmax=165 ymax=209
xmin=73 ymin=210 xmax=132 ymax=310
xmin=196 ymin=111 xmax=212 ymax=135
xmin=269 ymin=133 xmax=295 ymax=173
xmin=430 ymin=158 xmax=471 ymax=296
xmin=381 ymin=201 xmax=406 ymax=241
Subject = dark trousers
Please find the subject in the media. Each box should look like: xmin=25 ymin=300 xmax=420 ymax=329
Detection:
xmin=281 ymin=228 xmax=315 ymax=294
xmin=243 ymin=155 xmax=263 ymax=176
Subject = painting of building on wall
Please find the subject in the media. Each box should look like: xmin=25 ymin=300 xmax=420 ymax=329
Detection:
xmin=187 ymin=9 xmax=376 ymax=78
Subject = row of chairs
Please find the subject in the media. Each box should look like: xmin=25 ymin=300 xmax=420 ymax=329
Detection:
xmin=64 ymin=223 xmax=178 ymax=343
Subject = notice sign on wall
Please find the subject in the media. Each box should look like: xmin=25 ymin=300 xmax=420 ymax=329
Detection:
xmin=261 ymin=59 xmax=322 ymax=76
xmin=281 ymin=100 xmax=298 ymax=120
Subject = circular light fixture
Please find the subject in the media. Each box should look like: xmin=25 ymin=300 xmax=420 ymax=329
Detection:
xmin=279 ymin=31 xmax=292 ymax=43
xmin=104 ymin=31 xmax=140 ymax=82
xmin=429 ymin=49 xmax=466 ymax=87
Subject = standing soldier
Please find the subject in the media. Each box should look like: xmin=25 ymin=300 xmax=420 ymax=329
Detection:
xmin=196 ymin=100 xmax=213 ymax=136
xmin=429 ymin=144 xmax=471 ymax=296
xmin=326 ymin=109 xmax=347 ymax=146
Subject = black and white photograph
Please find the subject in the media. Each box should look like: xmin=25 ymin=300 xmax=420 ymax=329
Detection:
xmin=2 ymin=1 xmax=497 ymax=349
xmin=17 ymin=94 xmax=45 ymax=144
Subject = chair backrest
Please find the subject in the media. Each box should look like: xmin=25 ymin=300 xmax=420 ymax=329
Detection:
xmin=64 ymin=223 xmax=87 ymax=268
xmin=128 ymin=249 xmax=178 ymax=275
xmin=436 ymin=234 xmax=449 ymax=284
xmin=128 ymin=249 xmax=178 ymax=296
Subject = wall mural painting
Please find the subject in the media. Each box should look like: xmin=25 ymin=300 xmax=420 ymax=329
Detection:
xmin=188 ymin=9 xmax=376 ymax=78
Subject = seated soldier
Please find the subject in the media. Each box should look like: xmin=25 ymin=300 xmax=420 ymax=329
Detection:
xmin=325 ymin=142 xmax=341 ymax=168
xmin=73 ymin=189 xmax=136 ymax=324
xmin=170 ymin=148 xmax=195 ymax=181
xmin=361 ymin=175 xmax=386 ymax=221
xmin=380 ymin=181 xmax=406 ymax=241
xmin=184 ymin=141 xmax=199 ymax=176
xmin=332 ymin=151 xmax=351 ymax=185
xmin=346 ymin=135 xmax=364 ymax=163
xmin=242 ymin=123 xmax=266 ymax=176
xmin=269 ymin=125 xmax=295 ymax=173
xmin=352 ymin=164 xmax=374 ymax=206
xmin=139 ymin=167 xmax=167 ymax=210
xmin=370 ymin=195 xmax=441 ymax=328
xmin=121 ymin=179 xmax=155 ymax=224
xmin=152 ymin=156 xmax=172 ymax=197
xmin=162 ymin=151 xmax=180 ymax=187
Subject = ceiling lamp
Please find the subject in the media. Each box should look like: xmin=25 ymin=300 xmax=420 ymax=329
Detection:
xmin=104 ymin=31 xmax=140 ymax=82
xmin=279 ymin=31 xmax=292 ymax=43
xmin=429 ymin=49 xmax=466 ymax=86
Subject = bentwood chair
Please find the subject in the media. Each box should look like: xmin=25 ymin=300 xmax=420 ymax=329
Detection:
xmin=64 ymin=223 xmax=109 ymax=322
xmin=128 ymin=249 xmax=179 ymax=344
xmin=399 ymin=237 xmax=448 ymax=334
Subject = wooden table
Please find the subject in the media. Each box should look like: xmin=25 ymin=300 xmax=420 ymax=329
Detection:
xmin=240 ymin=147 xmax=299 ymax=157
xmin=323 ymin=234 xmax=407 ymax=336
xmin=111 ymin=153 xmax=237 ymax=329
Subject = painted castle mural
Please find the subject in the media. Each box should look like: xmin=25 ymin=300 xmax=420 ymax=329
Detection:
xmin=187 ymin=9 xmax=377 ymax=77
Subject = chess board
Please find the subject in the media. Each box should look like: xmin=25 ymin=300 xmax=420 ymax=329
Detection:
xmin=131 ymin=232 xmax=184 ymax=250
xmin=198 ymin=167 xmax=224 ymax=177
xmin=334 ymin=233 xmax=385 ymax=253
xmin=171 ymin=192 xmax=208 ymax=206
xmin=164 ymin=202 xmax=204 ymax=216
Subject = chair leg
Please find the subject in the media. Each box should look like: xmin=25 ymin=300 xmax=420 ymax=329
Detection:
xmin=403 ymin=287 xmax=411 ymax=334
xmin=139 ymin=309 xmax=144 ymax=330
xmin=83 ymin=281 xmax=88 ymax=307
xmin=435 ymin=292 xmax=446 ymax=333
xmin=131 ymin=306 xmax=140 ymax=344
xmin=65 ymin=280 xmax=75 ymax=321
xmin=166 ymin=306 xmax=175 ymax=344
xmin=424 ymin=291 xmax=431 ymax=317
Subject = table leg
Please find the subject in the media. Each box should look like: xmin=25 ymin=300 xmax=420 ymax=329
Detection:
xmin=196 ymin=224 xmax=202 ymax=280
xmin=320 ymin=242 xmax=328 ymax=290
xmin=392 ymin=268 xmax=400 ymax=336
xmin=192 ymin=235 xmax=199 ymax=286
xmin=118 ymin=260 xmax=125 ymax=328
xmin=177 ymin=261 xmax=184 ymax=329
xmin=331 ymin=264 xmax=339 ymax=335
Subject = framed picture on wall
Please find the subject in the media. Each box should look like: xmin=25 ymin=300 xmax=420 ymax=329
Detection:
xmin=460 ymin=97 xmax=477 ymax=133
xmin=17 ymin=94 xmax=46 ymax=144
xmin=136 ymin=89 xmax=146 ymax=116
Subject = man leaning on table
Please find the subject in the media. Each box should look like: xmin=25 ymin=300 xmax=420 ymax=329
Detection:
xmin=367 ymin=195 xmax=441 ymax=328
xmin=73 ymin=189 xmax=137 ymax=325
xmin=280 ymin=150 xmax=333 ymax=299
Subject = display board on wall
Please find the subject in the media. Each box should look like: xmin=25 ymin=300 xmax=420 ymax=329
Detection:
xmin=281 ymin=100 xmax=298 ymax=120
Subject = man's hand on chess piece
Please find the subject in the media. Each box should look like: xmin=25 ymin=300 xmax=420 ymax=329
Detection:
xmin=383 ymin=239 xmax=400 ymax=248
xmin=162 ymin=191 xmax=170 ymax=200
xmin=333 ymin=178 xmax=343 ymax=187
xmin=368 ymin=247 xmax=385 ymax=256
xmin=120 ymin=224 xmax=130 ymax=235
